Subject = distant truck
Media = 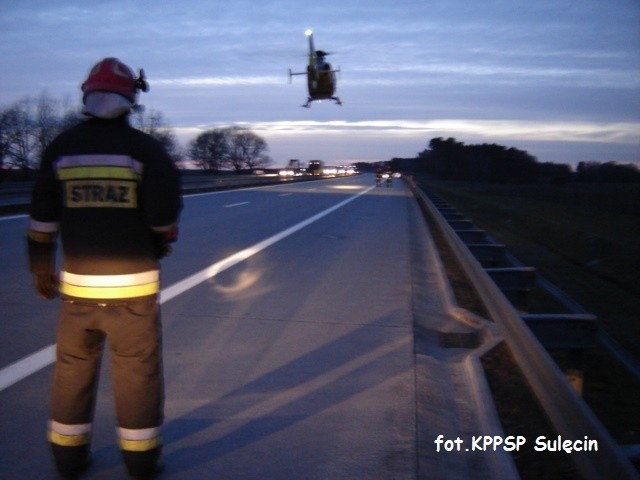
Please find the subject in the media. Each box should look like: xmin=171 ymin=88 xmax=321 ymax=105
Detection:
xmin=288 ymin=159 xmax=301 ymax=173
xmin=279 ymin=159 xmax=303 ymax=177
xmin=307 ymin=160 xmax=324 ymax=175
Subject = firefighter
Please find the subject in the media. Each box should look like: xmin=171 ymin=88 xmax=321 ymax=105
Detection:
xmin=27 ymin=57 xmax=182 ymax=479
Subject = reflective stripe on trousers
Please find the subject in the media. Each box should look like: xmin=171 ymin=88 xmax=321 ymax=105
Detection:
xmin=48 ymin=420 xmax=91 ymax=447
xmin=118 ymin=426 xmax=163 ymax=452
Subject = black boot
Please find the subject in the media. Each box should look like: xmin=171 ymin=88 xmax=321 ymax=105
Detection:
xmin=51 ymin=444 xmax=91 ymax=479
xmin=122 ymin=447 xmax=163 ymax=479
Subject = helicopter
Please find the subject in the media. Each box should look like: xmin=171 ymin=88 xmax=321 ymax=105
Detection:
xmin=289 ymin=29 xmax=342 ymax=108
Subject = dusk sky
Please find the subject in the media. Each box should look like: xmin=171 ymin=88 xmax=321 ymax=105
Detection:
xmin=1 ymin=0 xmax=639 ymax=167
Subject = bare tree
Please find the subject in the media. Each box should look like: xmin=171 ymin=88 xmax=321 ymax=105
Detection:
xmin=227 ymin=127 xmax=272 ymax=172
xmin=0 ymin=108 xmax=12 ymax=168
xmin=35 ymin=93 xmax=61 ymax=161
xmin=1 ymin=93 xmax=180 ymax=173
xmin=131 ymin=108 xmax=181 ymax=162
xmin=188 ymin=126 xmax=272 ymax=173
xmin=0 ymin=99 xmax=37 ymax=171
xmin=189 ymin=129 xmax=232 ymax=173
xmin=0 ymin=94 xmax=80 ymax=172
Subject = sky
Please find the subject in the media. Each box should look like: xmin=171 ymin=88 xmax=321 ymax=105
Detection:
xmin=1 ymin=0 xmax=639 ymax=168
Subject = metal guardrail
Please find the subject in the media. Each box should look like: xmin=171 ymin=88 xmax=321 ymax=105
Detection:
xmin=405 ymin=176 xmax=639 ymax=480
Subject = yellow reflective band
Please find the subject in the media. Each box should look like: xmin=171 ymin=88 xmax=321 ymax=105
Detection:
xmin=119 ymin=436 xmax=162 ymax=452
xmin=61 ymin=270 xmax=159 ymax=287
xmin=57 ymin=166 xmax=141 ymax=181
xmin=59 ymin=271 xmax=160 ymax=299
xmin=27 ymin=229 xmax=57 ymax=243
xmin=60 ymin=281 xmax=159 ymax=299
xmin=48 ymin=430 xmax=90 ymax=447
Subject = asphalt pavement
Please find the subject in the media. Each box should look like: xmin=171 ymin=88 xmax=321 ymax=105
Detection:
xmin=0 ymin=175 xmax=517 ymax=479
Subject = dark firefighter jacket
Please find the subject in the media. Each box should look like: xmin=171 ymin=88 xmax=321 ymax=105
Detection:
xmin=27 ymin=116 xmax=182 ymax=302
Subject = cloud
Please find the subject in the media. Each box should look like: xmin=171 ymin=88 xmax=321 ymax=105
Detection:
xmin=155 ymin=76 xmax=283 ymax=87
xmin=172 ymin=118 xmax=640 ymax=166
xmin=349 ymin=64 xmax=639 ymax=89
xmin=231 ymin=119 xmax=640 ymax=144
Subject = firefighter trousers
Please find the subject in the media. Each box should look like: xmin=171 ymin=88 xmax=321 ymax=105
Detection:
xmin=49 ymin=295 xmax=163 ymax=477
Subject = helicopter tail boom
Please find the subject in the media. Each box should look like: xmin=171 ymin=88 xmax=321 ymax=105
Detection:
xmin=305 ymin=29 xmax=315 ymax=56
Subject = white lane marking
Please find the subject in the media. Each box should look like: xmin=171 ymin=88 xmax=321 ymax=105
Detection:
xmin=160 ymin=185 xmax=374 ymax=304
xmin=0 ymin=214 xmax=27 ymax=221
xmin=0 ymin=345 xmax=56 ymax=391
xmin=0 ymin=185 xmax=375 ymax=392
xmin=224 ymin=201 xmax=250 ymax=208
xmin=183 ymin=181 xmax=285 ymax=198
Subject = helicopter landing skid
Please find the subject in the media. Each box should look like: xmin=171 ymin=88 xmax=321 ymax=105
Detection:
xmin=301 ymin=97 xmax=343 ymax=108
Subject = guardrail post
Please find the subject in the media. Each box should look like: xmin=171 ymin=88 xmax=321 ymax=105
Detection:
xmin=455 ymin=229 xmax=488 ymax=244
xmin=467 ymin=244 xmax=507 ymax=267
xmin=485 ymin=267 xmax=537 ymax=308
xmin=448 ymin=219 xmax=475 ymax=230
xmin=442 ymin=212 xmax=466 ymax=221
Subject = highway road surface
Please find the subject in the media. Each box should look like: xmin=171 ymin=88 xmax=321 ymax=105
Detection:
xmin=0 ymin=174 xmax=512 ymax=479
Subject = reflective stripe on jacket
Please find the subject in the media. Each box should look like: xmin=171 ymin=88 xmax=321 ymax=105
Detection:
xmin=59 ymin=270 xmax=160 ymax=299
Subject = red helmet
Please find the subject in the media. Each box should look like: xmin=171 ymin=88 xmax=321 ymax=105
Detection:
xmin=81 ymin=57 xmax=147 ymax=103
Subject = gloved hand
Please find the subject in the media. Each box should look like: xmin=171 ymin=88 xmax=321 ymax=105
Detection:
xmin=152 ymin=229 xmax=178 ymax=259
xmin=35 ymin=273 xmax=58 ymax=300
xmin=154 ymin=240 xmax=173 ymax=259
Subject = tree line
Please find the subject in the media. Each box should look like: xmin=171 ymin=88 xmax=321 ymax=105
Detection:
xmin=389 ymin=137 xmax=640 ymax=184
xmin=188 ymin=126 xmax=271 ymax=174
xmin=0 ymin=93 xmax=271 ymax=178
xmin=0 ymin=94 xmax=78 ymax=173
